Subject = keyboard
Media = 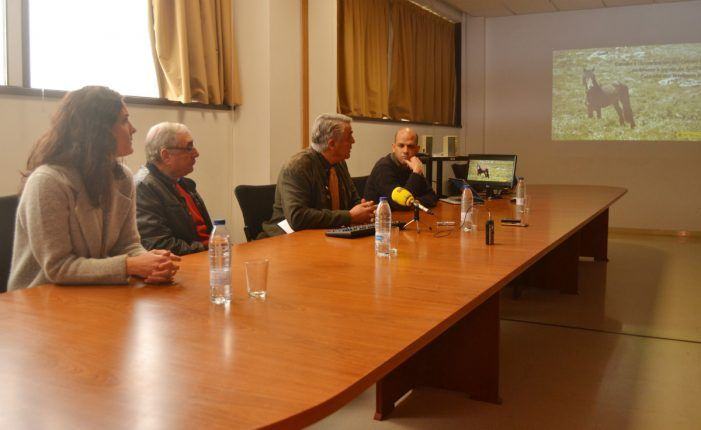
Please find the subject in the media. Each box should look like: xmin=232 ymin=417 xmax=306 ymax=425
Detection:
xmin=439 ymin=196 xmax=462 ymax=205
xmin=325 ymin=221 xmax=405 ymax=239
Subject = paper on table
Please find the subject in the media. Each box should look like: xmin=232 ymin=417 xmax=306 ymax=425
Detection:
xmin=277 ymin=219 xmax=295 ymax=234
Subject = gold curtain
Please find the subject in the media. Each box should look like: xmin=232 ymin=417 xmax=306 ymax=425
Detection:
xmin=337 ymin=0 xmax=389 ymax=118
xmin=148 ymin=0 xmax=241 ymax=106
xmin=388 ymin=0 xmax=455 ymax=124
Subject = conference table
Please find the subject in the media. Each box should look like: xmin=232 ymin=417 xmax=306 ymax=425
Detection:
xmin=0 ymin=185 xmax=625 ymax=429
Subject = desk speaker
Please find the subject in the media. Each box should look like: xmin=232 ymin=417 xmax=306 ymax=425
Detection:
xmin=419 ymin=135 xmax=434 ymax=155
xmin=442 ymin=135 xmax=458 ymax=156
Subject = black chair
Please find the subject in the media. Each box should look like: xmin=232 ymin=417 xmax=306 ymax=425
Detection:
xmin=234 ymin=184 xmax=277 ymax=242
xmin=451 ymin=163 xmax=468 ymax=179
xmin=447 ymin=164 xmax=469 ymax=196
xmin=1 ymin=195 xmax=19 ymax=293
xmin=351 ymin=175 xmax=369 ymax=197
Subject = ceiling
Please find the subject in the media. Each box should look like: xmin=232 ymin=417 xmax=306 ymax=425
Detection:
xmin=441 ymin=0 xmax=690 ymax=17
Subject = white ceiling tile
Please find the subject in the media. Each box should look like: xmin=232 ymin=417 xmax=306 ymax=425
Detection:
xmin=602 ymin=0 xmax=654 ymax=6
xmin=504 ymin=0 xmax=558 ymax=14
xmin=551 ymin=0 xmax=606 ymax=11
xmin=442 ymin=0 xmax=515 ymax=16
xmin=438 ymin=0 xmax=692 ymax=17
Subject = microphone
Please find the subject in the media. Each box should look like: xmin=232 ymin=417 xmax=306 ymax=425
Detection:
xmin=391 ymin=187 xmax=434 ymax=215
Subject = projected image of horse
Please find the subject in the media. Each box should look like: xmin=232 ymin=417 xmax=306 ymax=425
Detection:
xmin=582 ymin=68 xmax=635 ymax=128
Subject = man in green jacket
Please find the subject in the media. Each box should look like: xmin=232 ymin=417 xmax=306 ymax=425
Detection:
xmin=260 ymin=114 xmax=376 ymax=238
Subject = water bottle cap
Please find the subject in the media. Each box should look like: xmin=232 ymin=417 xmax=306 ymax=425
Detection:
xmin=213 ymin=219 xmax=226 ymax=225
xmin=463 ymin=184 xmax=470 ymax=190
xmin=379 ymin=196 xmax=387 ymax=201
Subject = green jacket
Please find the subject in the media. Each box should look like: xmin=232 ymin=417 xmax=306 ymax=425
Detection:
xmin=261 ymin=148 xmax=361 ymax=237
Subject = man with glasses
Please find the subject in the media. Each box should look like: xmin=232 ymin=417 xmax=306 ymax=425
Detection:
xmin=134 ymin=122 xmax=213 ymax=255
xmin=363 ymin=127 xmax=437 ymax=210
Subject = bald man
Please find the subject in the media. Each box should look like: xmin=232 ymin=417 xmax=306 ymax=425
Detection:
xmin=363 ymin=127 xmax=437 ymax=210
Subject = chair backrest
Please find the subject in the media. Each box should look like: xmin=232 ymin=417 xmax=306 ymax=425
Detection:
xmin=0 ymin=195 xmax=19 ymax=293
xmin=234 ymin=184 xmax=277 ymax=242
xmin=351 ymin=175 xmax=369 ymax=198
xmin=451 ymin=163 xmax=468 ymax=179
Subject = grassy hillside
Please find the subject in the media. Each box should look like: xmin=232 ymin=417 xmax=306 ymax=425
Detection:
xmin=552 ymin=43 xmax=701 ymax=141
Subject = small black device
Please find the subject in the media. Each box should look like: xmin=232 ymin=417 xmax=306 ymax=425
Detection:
xmin=501 ymin=222 xmax=528 ymax=227
xmin=325 ymin=221 xmax=404 ymax=239
xmin=501 ymin=218 xmax=521 ymax=224
xmin=485 ymin=213 xmax=495 ymax=245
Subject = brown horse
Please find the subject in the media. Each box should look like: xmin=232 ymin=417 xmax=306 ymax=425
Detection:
xmin=582 ymin=68 xmax=635 ymax=128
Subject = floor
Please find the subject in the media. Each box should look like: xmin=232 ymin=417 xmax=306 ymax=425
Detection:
xmin=311 ymin=233 xmax=701 ymax=429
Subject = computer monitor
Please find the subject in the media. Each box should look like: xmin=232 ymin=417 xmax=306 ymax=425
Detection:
xmin=466 ymin=154 xmax=517 ymax=194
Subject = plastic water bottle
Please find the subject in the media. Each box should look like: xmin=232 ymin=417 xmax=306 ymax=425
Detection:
xmin=209 ymin=219 xmax=231 ymax=305
xmin=375 ymin=197 xmax=392 ymax=257
xmin=461 ymin=184 xmax=474 ymax=232
xmin=515 ymin=177 xmax=526 ymax=214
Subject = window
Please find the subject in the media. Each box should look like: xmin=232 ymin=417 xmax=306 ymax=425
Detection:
xmin=338 ymin=0 xmax=460 ymax=126
xmin=28 ymin=0 xmax=158 ymax=97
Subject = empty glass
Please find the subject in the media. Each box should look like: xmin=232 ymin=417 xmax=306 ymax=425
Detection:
xmin=245 ymin=259 xmax=269 ymax=299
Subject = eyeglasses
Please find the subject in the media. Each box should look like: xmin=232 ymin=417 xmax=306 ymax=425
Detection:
xmin=166 ymin=145 xmax=196 ymax=153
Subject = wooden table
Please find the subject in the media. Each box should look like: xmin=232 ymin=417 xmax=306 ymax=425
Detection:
xmin=0 ymin=185 xmax=625 ymax=429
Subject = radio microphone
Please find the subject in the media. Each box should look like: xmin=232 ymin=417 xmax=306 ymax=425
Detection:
xmin=391 ymin=187 xmax=434 ymax=215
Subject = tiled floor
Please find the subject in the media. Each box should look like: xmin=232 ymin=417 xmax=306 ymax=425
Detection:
xmin=311 ymin=233 xmax=701 ymax=429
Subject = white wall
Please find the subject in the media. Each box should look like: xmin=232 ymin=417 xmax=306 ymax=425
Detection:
xmin=270 ymin=1 xmax=302 ymax=180
xmin=231 ymin=0 xmax=303 ymax=242
xmin=471 ymin=1 xmax=701 ymax=231
xmin=464 ymin=16 xmax=486 ymax=154
xmin=231 ymin=0 xmax=303 ymax=185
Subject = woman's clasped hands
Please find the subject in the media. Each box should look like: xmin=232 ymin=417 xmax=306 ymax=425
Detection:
xmin=127 ymin=249 xmax=182 ymax=284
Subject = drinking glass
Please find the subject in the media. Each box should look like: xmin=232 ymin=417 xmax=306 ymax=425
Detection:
xmin=245 ymin=259 xmax=269 ymax=299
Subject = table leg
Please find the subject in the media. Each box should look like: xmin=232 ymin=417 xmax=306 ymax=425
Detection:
xmin=579 ymin=209 xmax=609 ymax=262
xmin=525 ymin=232 xmax=581 ymax=294
xmin=374 ymin=293 xmax=501 ymax=420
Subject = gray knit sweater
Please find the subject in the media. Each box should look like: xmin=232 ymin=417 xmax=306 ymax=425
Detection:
xmin=7 ymin=164 xmax=146 ymax=291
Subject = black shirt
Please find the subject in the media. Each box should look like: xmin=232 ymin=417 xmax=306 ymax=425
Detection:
xmin=363 ymin=153 xmax=438 ymax=210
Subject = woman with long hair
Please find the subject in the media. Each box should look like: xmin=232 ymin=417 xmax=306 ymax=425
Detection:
xmin=8 ymin=86 xmax=179 ymax=291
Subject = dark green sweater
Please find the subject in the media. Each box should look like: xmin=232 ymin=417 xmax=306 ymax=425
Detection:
xmin=261 ymin=149 xmax=361 ymax=237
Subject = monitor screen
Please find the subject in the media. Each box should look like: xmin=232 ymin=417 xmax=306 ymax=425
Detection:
xmin=466 ymin=154 xmax=517 ymax=190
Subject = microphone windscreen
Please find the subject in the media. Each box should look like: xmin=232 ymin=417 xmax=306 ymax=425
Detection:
xmin=391 ymin=187 xmax=415 ymax=207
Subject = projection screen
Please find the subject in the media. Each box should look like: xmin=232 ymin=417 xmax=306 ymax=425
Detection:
xmin=552 ymin=43 xmax=701 ymax=141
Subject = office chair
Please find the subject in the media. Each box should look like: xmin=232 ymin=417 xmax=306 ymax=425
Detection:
xmin=447 ymin=164 xmax=469 ymax=196
xmin=0 ymin=195 xmax=19 ymax=293
xmin=234 ymin=184 xmax=277 ymax=242
xmin=351 ymin=175 xmax=369 ymax=197
xmin=451 ymin=163 xmax=468 ymax=179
